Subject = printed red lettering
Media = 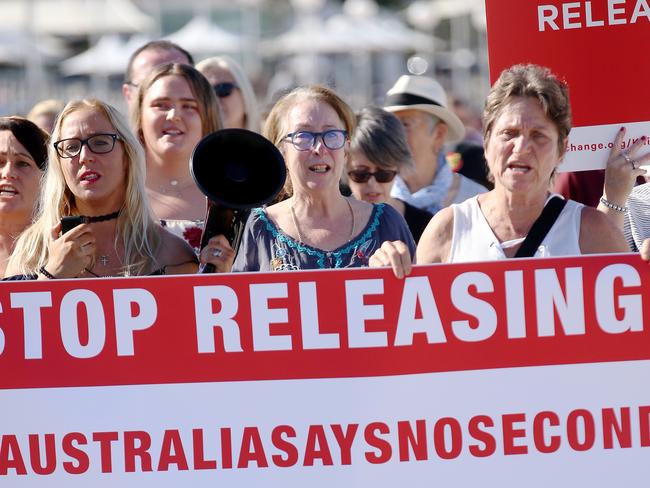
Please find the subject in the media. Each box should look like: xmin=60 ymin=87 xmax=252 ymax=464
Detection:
xmin=567 ymin=409 xmax=595 ymax=451
xmin=433 ymin=417 xmax=462 ymax=459
xmin=237 ymin=427 xmax=268 ymax=468
xmin=192 ymin=428 xmax=217 ymax=470
xmin=157 ymin=429 xmax=189 ymax=471
xmin=533 ymin=411 xmax=560 ymax=453
xmin=502 ymin=413 xmax=528 ymax=455
xmin=92 ymin=431 xmax=118 ymax=473
xmin=28 ymin=433 xmax=56 ymax=475
xmin=364 ymin=422 xmax=392 ymax=464
xmin=271 ymin=425 xmax=298 ymax=467
xmin=123 ymin=431 xmax=152 ymax=472
xmin=602 ymin=407 xmax=632 ymax=449
xmin=62 ymin=432 xmax=89 ymax=474
xmin=220 ymin=428 xmax=233 ymax=469
xmin=639 ymin=406 xmax=650 ymax=446
xmin=304 ymin=425 xmax=334 ymax=466
xmin=397 ymin=419 xmax=428 ymax=461
xmin=330 ymin=423 xmax=358 ymax=465
xmin=468 ymin=415 xmax=496 ymax=457
xmin=0 ymin=435 xmax=27 ymax=475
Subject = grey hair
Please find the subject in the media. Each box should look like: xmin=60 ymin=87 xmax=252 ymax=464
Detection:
xmin=350 ymin=106 xmax=414 ymax=170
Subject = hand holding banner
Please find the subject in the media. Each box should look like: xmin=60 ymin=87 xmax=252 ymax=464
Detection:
xmin=1 ymin=254 xmax=649 ymax=486
xmin=485 ymin=0 xmax=650 ymax=171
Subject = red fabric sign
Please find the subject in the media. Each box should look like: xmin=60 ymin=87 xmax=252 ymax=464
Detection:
xmin=1 ymin=253 xmax=648 ymax=390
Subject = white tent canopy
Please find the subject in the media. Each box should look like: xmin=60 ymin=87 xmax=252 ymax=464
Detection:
xmin=262 ymin=0 xmax=435 ymax=56
xmin=60 ymin=34 xmax=151 ymax=76
xmin=406 ymin=0 xmax=487 ymax=31
xmin=164 ymin=16 xmax=243 ymax=56
xmin=0 ymin=31 xmax=68 ymax=65
xmin=0 ymin=0 xmax=155 ymax=36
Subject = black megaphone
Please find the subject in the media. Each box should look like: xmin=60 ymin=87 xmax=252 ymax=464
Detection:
xmin=190 ymin=128 xmax=286 ymax=272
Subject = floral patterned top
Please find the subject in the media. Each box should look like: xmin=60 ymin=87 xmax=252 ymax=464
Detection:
xmin=160 ymin=219 xmax=204 ymax=256
xmin=232 ymin=203 xmax=416 ymax=272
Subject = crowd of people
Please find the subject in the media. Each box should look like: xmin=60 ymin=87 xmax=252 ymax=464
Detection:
xmin=2 ymin=39 xmax=650 ymax=281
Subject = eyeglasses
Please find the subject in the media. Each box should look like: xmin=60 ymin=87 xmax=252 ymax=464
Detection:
xmin=213 ymin=82 xmax=238 ymax=98
xmin=284 ymin=130 xmax=348 ymax=151
xmin=53 ymin=134 xmax=120 ymax=159
xmin=347 ymin=168 xmax=398 ymax=183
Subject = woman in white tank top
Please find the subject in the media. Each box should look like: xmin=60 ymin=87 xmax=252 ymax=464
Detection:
xmin=370 ymin=64 xmax=629 ymax=273
xmin=417 ymin=64 xmax=629 ymax=265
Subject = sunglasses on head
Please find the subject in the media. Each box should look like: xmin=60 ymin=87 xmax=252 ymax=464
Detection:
xmin=347 ymin=169 xmax=398 ymax=184
xmin=213 ymin=82 xmax=238 ymax=98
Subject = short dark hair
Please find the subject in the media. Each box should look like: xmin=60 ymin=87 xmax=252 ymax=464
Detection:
xmin=0 ymin=116 xmax=48 ymax=170
xmin=125 ymin=40 xmax=194 ymax=83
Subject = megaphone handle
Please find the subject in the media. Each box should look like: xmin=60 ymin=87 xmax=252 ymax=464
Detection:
xmin=199 ymin=263 xmax=216 ymax=274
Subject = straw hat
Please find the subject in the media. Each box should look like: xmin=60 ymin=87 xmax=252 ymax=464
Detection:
xmin=384 ymin=75 xmax=465 ymax=143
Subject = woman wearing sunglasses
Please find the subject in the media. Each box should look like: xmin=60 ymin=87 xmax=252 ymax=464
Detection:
xmin=131 ymin=63 xmax=223 ymax=255
xmin=196 ymin=55 xmax=261 ymax=132
xmin=6 ymin=99 xmax=198 ymax=279
xmin=347 ymin=106 xmax=433 ymax=243
xmin=228 ymin=85 xmax=415 ymax=275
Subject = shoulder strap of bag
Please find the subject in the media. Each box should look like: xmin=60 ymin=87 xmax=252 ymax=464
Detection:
xmin=514 ymin=196 xmax=567 ymax=258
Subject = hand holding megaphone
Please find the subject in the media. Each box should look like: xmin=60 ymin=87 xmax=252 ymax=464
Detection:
xmin=198 ymin=235 xmax=236 ymax=273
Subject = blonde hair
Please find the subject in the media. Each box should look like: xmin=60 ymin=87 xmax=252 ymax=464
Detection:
xmin=9 ymin=99 xmax=161 ymax=277
xmin=26 ymin=99 xmax=65 ymax=121
xmin=131 ymin=62 xmax=222 ymax=143
xmin=196 ymin=55 xmax=261 ymax=132
xmin=263 ymin=85 xmax=356 ymax=198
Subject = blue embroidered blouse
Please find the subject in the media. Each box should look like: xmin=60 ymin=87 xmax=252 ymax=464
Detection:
xmin=231 ymin=203 xmax=416 ymax=272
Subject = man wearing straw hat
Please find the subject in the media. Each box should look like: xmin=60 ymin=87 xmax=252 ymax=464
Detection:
xmin=384 ymin=75 xmax=487 ymax=215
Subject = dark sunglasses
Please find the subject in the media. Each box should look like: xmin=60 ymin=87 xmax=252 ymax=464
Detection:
xmin=213 ymin=82 xmax=238 ymax=98
xmin=347 ymin=169 xmax=398 ymax=183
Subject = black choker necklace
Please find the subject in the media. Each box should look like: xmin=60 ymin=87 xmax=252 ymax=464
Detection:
xmin=78 ymin=210 xmax=120 ymax=223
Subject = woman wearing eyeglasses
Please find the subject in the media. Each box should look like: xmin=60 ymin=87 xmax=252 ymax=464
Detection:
xmin=347 ymin=106 xmax=433 ymax=243
xmin=196 ymin=56 xmax=261 ymax=132
xmin=131 ymin=63 xmax=223 ymax=255
xmin=6 ymin=99 xmax=198 ymax=279
xmin=229 ymin=86 xmax=415 ymax=275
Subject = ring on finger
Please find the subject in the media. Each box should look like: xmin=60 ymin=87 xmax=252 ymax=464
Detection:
xmin=211 ymin=248 xmax=222 ymax=258
xmin=622 ymin=152 xmax=635 ymax=169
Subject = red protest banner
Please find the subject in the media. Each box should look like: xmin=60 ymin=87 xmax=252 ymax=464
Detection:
xmin=1 ymin=254 xmax=649 ymax=486
xmin=484 ymin=0 xmax=650 ymax=171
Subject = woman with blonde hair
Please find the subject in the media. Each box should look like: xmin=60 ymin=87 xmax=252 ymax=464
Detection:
xmin=6 ymin=98 xmax=197 ymax=279
xmin=196 ymin=55 xmax=261 ymax=132
xmin=131 ymin=62 xmax=223 ymax=254
xmin=26 ymin=99 xmax=65 ymax=134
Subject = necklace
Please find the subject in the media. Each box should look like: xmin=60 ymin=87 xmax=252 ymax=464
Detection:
xmin=290 ymin=198 xmax=355 ymax=245
xmin=73 ymin=210 xmax=120 ymax=267
xmin=77 ymin=210 xmax=120 ymax=223
xmin=158 ymin=178 xmax=195 ymax=198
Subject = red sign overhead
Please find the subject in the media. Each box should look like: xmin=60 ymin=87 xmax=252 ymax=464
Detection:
xmin=485 ymin=0 xmax=650 ymax=128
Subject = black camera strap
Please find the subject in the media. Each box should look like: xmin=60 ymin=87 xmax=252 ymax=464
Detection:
xmin=514 ymin=196 xmax=567 ymax=258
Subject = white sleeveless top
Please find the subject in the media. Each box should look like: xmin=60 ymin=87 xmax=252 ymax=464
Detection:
xmin=448 ymin=195 xmax=583 ymax=262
